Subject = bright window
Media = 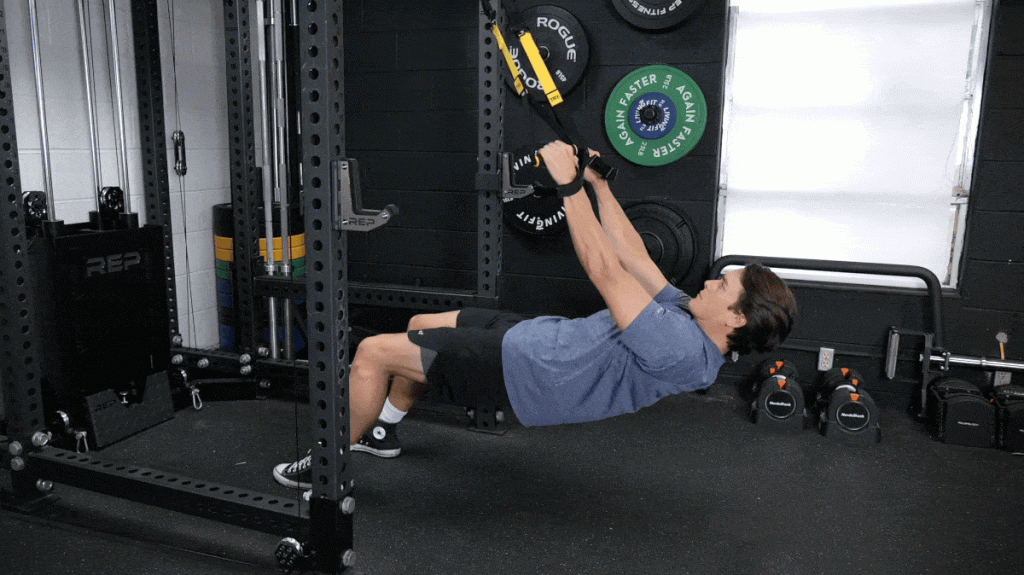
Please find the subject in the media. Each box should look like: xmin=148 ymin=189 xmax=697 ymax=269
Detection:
xmin=718 ymin=0 xmax=992 ymax=287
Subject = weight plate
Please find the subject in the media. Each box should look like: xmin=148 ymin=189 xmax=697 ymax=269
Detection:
xmin=503 ymin=5 xmax=590 ymax=97
xmin=610 ymin=0 xmax=708 ymax=31
xmin=605 ymin=65 xmax=708 ymax=167
xmin=624 ymin=202 xmax=695 ymax=283
xmin=503 ymin=145 xmax=567 ymax=236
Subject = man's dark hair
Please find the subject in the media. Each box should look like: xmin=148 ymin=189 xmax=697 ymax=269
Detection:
xmin=727 ymin=263 xmax=797 ymax=355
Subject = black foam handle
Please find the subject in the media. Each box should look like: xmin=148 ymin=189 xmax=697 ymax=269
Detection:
xmin=588 ymin=156 xmax=617 ymax=181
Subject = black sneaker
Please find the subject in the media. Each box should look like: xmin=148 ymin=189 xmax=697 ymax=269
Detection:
xmin=273 ymin=450 xmax=312 ymax=489
xmin=351 ymin=420 xmax=401 ymax=458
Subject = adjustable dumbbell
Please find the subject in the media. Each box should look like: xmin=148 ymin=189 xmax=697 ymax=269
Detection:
xmin=928 ymin=377 xmax=995 ymax=448
xmin=995 ymin=385 xmax=1024 ymax=452
xmin=751 ymin=359 xmax=809 ymax=429
xmin=816 ymin=368 xmax=881 ymax=443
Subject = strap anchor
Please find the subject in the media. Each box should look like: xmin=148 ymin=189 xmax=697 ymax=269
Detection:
xmin=331 ymin=159 xmax=399 ymax=232
xmin=500 ymin=152 xmax=536 ymax=199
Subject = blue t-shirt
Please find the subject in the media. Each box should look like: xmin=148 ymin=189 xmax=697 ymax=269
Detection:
xmin=501 ymin=284 xmax=726 ymax=426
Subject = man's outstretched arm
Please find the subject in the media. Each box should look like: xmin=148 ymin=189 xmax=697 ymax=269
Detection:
xmin=586 ymin=173 xmax=670 ymax=298
xmin=539 ymin=142 xmax=652 ymax=331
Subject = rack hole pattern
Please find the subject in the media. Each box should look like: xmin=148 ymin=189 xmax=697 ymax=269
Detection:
xmin=0 ymin=9 xmax=43 ymax=434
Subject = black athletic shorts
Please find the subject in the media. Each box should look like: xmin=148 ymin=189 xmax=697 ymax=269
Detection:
xmin=406 ymin=307 xmax=531 ymax=409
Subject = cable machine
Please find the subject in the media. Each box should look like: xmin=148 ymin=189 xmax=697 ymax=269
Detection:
xmin=0 ymin=1 xmax=364 ymax=572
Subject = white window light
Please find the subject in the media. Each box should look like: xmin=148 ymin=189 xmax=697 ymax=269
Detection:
xmin=718 ymin=0 xmax=991 ymax=288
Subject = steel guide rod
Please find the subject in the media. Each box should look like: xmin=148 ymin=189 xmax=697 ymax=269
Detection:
xmin=926 ymin=353 xmax=1024 ymax=372
xmin=254 ymin=0 xmax=280 ymax=359
xmin=270 ymin=0 xmax=293 ymax=358
xmin=105 ymin=0 xmax=131 ymax=209
xmin=27 ymin=0 xmax=55 ymax=217
xmin=77 ymin=0 xmax=103 ymax=211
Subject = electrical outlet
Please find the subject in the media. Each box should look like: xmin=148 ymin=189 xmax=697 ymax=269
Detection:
xmin=818 ymin=347 xmax=835 ymax=371
xmin=994 ymin=371 xmax=1012 ymax=387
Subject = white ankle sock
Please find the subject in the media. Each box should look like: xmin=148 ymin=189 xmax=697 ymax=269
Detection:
xmin=379 ymin=398 xmax=407 ymax=425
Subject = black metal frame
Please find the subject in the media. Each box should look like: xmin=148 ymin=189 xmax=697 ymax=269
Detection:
xmin=298 ymin=0 xmax=355 ymax=570
xmin=223 ymin=0 xmax=263 ymax=350
xmin=133 ymin=0 xmax=179 ymax=341
xmin=708 ymin=255 xmax=945 ymax=348
xmin=0 ymin=1 xmax=353 ymax=571
xmin=475 ymin=4 xmax=504 ymax=304
xmin=0 ymin=0 xmax=46 ymax=446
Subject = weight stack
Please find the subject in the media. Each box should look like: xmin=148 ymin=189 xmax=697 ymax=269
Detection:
xmin=28 ymin=219 xmax=173 ymax=449
xmin=751 ymin=360 xmax=808 ymax=430
xmin=995 ymin=385 xmax=1024 ymax=452
xmin=213 ymin=203 xmax=306 ymax=352
xmin=816 ymin=368 xmax=882 ymax=444
xmin=928 ymin=378 xmax=996 ymax=448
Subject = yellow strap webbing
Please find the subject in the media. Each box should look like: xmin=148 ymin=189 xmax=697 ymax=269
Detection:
xmin=491 ymin=24 xmax=526 ymax=96
xmin=518 ymin=29 xmax=563 ymax=107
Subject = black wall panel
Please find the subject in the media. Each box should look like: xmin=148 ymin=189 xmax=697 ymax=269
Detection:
xmin=347 ymin=109 xmax=477 ymax=151
xmin=977 ymin=109 xmax=1024 ymax=162
xmin=961 ymin=262 xmax=1024 ymax=313
xmin=345 ymin=0 xmax=729 ymax=317
xmin=343 ymin=1 xmax=479 ymax=295
xmin=984 ymin=57 xmax=1024 ymax=109
xmin=354 ymin=3 xmax=478 ymax=32
xmin=966 ymin=212 xmax=1024 ymax=261
xmin=498 ymin=0 xmax=728 ymax=316
xmin=343 ymin=0 xmax=1024 ymax=411
xmin=944 ymin=305 xmax=1024 ymax=356
xmin=350 ymin=69 xmax=477 ymax=112
xmin=972 ymin=161 xmax=1024 ymax=212
xmin=353 ymin=151 xmax=477 ymax=191
xmin=992 ymin=4 xmax=1024 ymax=56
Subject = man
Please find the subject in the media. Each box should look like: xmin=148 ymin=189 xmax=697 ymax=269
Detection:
xmin=273 ymin=142 xmax=797 ymax=489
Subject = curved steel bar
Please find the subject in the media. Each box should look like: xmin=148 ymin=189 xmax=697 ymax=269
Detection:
xmin=709 ymin=255 xmax=945 ymax=349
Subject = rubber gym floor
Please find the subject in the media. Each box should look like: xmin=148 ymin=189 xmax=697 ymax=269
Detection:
xmin=2 ymin=383 xmax=1022 ymax=575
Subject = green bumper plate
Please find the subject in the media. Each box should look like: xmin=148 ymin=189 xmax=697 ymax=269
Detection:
xmin=604 ymin=65 xmax=707 ymax=166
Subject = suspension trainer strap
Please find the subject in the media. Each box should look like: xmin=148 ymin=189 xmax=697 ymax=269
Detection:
xmin=482 ymin=0 xmax=617 ymax=183
xmin=516 ymin=25 xmax=563 ymax=107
